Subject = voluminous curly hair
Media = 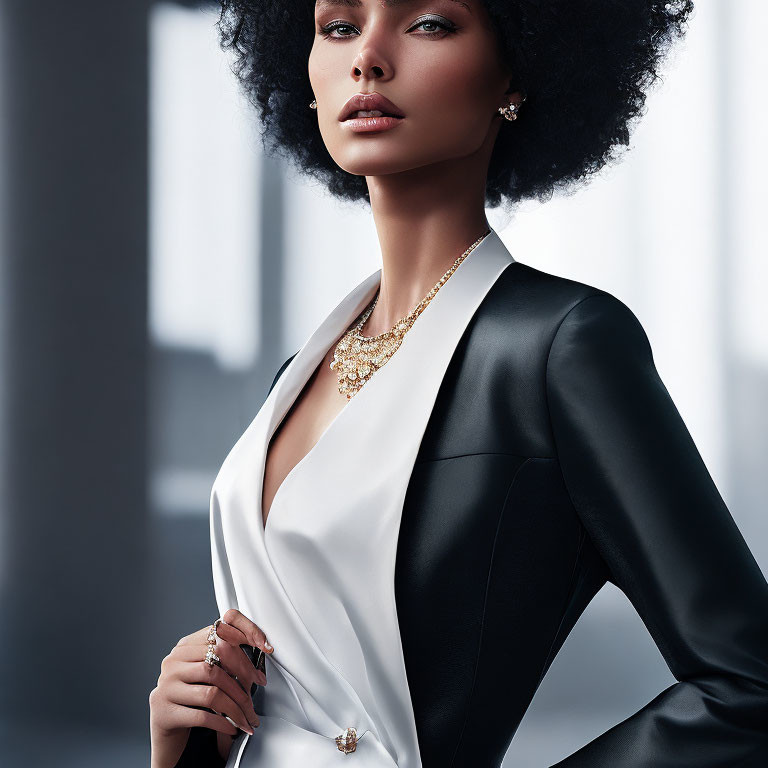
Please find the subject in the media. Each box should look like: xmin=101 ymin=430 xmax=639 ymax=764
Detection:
xmin=216 ymin=0 xmax=694 ymax=210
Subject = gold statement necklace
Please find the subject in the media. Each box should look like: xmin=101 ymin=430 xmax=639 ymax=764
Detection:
xmin=330 ymin=229 xmax=491 ymax=399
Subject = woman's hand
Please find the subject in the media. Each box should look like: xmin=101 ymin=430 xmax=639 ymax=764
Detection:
xmin=149 ymin=608 xmax=274 ymax=768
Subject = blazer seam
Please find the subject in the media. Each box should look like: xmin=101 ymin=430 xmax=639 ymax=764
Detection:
xmin=449 ymin=456 xmax=534 ymax=768
xmin=535 ymin=523 xmax=587 ymax=688
xmin=542 ymin=292 xmax=608 ymax=548
xmin=415 ymin=451 xmax=556 ymax=465
xmin=543 ymin=291 xmax=606 ymax=396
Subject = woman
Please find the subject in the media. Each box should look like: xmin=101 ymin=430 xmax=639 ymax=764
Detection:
xmin=149 ymin=1 xmax=768 ymax=766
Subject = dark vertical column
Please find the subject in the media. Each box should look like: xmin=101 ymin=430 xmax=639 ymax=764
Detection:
xmin=0 ymin=1 xmax=152 ymax=734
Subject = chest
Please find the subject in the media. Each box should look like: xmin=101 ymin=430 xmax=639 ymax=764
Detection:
xmin=261 ymin=342 xmax=349 ymax=528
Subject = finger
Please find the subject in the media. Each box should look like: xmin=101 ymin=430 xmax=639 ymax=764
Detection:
xmin=173 ymin=658 xmax=261 ymax=727
xmin=165 ymin=678 xmax=258 ymax=735
xmin=162 ymin=699 xmax=241 ymax=738
xmin=166 ymin=640 xmax=267 ymax=695
xmin=220 ymin=608 xmax=274 ymax=654
xmin=216 ymin=641 xmax=268 ymax=691
xmin=168 ymin=643 xmax=266 ymax=690
xmin=175 ymin=626 xmax=213 ymax=647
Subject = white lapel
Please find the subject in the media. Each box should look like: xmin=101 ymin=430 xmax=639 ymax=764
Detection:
xmin=210 ymin=228 xmax=516 ymax=768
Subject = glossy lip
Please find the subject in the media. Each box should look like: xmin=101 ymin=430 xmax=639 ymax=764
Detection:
xmin=341 ymin=115 xmax=404 ymax=134
xmin=338 ymin=91 xmax=405 ymax=122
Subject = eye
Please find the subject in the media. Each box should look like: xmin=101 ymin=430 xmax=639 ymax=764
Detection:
xmin=318 ymin=15 xmax=457 ymax=40
xmin=407 ymin=16 xmax=457 ymax=36
xmin=318 ymin=21 xmax=358 ymax=39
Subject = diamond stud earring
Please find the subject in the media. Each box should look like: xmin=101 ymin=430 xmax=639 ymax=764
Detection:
xmin=497 ymin=94 xmax=526 ymax=121
xmin=309 ymin=99 xmax=317 ymax=109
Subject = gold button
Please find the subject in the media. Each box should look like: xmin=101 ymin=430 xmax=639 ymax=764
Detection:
xmin=335 ymin=727 xmax=358 ymax=754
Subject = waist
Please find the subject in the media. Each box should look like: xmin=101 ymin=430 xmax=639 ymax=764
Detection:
xmin=226 ymin=714 xmax=399 ymax=768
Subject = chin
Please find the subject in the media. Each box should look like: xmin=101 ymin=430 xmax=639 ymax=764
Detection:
xmin=333 ymin=151 xmax=417 ymax=178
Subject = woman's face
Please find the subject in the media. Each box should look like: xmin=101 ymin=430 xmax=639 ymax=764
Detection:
xmin=309 ymin=0 xmax=515 ymax=179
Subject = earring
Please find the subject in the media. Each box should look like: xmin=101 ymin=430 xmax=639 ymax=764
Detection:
xmin=309 ymin=99 xmax=317 ymax=110
xmin=497 ymin=94 xmax=526 ymax=121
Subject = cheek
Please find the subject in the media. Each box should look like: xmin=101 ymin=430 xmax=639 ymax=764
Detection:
xmin=308 ymin=42 xmax=343 ymax=108
xmin=408 ymin=46 xmax=500 ymax=140
xmin=307 ymin=44 xmax=326 ymax=93
xmin=309 ymin=46 xmax=352 ymax=134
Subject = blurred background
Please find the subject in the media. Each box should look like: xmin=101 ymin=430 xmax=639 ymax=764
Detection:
xmin=0 ymin=0 xmax=765 ymax=765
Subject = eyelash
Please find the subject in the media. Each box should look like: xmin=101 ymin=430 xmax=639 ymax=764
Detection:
xmin=318 ymin=16 xmax=457 ymax=40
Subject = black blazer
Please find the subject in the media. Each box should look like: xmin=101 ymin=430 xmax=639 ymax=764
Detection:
xmin=175 ymin=261 xmax=768 ymax=767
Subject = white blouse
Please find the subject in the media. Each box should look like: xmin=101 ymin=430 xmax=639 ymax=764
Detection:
xmin=210 ymin=228 xmax=516 ymax=767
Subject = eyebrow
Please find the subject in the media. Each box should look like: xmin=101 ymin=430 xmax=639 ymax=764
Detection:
xmin=316 ymin=0 xmax=471 ymax=12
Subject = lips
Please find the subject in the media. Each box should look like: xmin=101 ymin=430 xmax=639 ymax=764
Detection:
xmin=339 ymin=92 xmax=405 ymax=122
xmin=347 ymin=109 xmax=399 ymax=119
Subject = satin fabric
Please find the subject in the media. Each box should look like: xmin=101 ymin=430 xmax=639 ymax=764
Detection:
xmin=174 ymin=227 xmax=768 ymax=767
xmin=208 ymin=230 xmax=516 ymax=767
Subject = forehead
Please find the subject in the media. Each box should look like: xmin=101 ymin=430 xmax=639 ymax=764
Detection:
xmin=315 ymin=0 xmax=471 ymax=11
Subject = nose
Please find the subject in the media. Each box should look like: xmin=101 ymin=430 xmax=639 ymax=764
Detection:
xmin=355 ymin=62 xmax=383 ymax=78
xmin=351 ymin=50 xmax=389 ymax=81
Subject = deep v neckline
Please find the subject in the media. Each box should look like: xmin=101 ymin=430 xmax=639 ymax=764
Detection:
xmin=256 ymin=229 xmax=512 ymax=541
xmin=261 ymin=380 xmax=352 ymax=535
xmin=259 ymin=283 xmax=381 ymax=536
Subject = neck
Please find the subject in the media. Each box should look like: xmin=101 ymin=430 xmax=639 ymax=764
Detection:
xmin=363 ymin=153 xmax=492 ymax=336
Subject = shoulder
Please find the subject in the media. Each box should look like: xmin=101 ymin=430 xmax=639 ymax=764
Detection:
xmin=478 ymin=260 xmax=650 ymax=363
xmin=490 ymin=260 xmax=637 ymax=327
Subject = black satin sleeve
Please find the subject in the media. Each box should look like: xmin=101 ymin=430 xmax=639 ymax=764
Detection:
xmin=172 ymin=727 xmax=226 ymax=768
xmin=545 ymin=293 xmax=768 ymax=766
xmin=268 ymin=352 xmax=299 ymax=396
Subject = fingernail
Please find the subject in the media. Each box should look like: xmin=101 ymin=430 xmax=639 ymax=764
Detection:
xmin=226 ymin=714 xmax=254 ymax=736
xmin=264 ymin=641 xmax=273 ymax=652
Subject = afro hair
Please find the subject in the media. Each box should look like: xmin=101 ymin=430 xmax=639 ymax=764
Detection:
xmin=216 ymin=0 xmax=694 ymax=210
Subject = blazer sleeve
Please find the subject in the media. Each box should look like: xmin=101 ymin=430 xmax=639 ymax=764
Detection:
xmin=544 ymin=292 xmax=768 ymax=767
xmin=172 ymin=352 xmax=300 ymax=768
xmin=171 ymin=727 xmax=226 ymax=768
xmin=267 ymin=352 xmax=299 ymax=396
